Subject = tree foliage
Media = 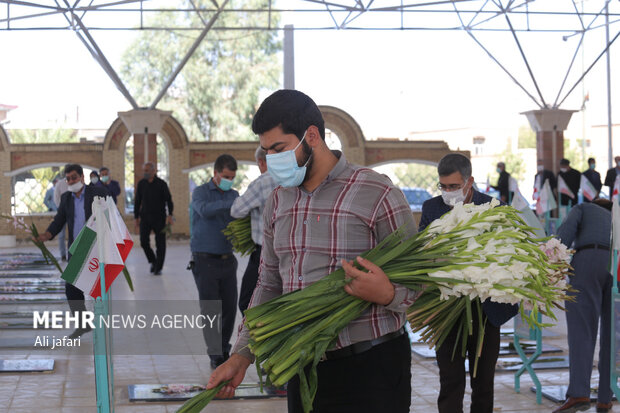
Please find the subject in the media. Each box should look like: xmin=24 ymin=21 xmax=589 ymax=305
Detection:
xmin=8 ymin=128 xmax=76 ymax=144
xmin=517 ymin=124 xmax=536 ymax=149
xmin=120 ymin=0 xmax=281 ymax=142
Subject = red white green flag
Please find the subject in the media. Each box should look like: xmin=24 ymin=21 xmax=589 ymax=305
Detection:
xmin=62 ymin=202 xmax=124 ymax=299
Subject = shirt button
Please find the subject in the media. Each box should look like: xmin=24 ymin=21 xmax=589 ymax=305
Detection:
xmin=298 ymin=276 xmax=303 ymax=281
xmin=303 ymin=220 xmax=307 ymax=225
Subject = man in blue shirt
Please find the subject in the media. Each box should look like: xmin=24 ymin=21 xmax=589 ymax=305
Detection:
xmin=190 ymin=154 xmax=239 ymax=369
xmin=97 ymin=166 xmax=122 ymax=204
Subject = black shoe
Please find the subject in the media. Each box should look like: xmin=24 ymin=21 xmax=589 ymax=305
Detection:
xmin=68 ymin=326 xmax=92 ymax=339
xmin=150 ymin=263 xmax=156 ymax=273
xmin=153 ymin=269 xmax=162 ymax=276
xmin=61 ymin=256 xmax=67 ymax=262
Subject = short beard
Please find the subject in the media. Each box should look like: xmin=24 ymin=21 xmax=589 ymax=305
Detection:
xmin=301 ymin=139 xmax=314 ymax=182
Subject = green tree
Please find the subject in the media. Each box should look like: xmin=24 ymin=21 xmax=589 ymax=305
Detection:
xmin=8 ymin=128 xmax=76 ymax=144
xmin=563 ymin=139 xmax=591 ymax=172
xmin=120 ymin=0 xmax=281 ymax=142
xmin=517 ymin=125 xmax=536 ymax=149
xmin=492 ymin=138 xmax=525 ymax=183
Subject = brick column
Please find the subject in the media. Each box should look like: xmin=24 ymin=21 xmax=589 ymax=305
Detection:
xmin=522 ymin=109 xmax=576 ymax=175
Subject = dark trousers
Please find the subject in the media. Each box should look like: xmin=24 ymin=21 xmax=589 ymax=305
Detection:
xmin=287 ymin=333 xmax=411 ymax=413
xmin=566 ymin=249 xmax=612 ymax=404
xmin=65 ymin=282 xmax=86 ymax=313
xmin=191 ymin=253 xmax=238 ymax=361
xmin=65 ymin=251 xmax=86 ymax=315
xmin=436 ymin=311 xmax=500 ymax=413
xmin=238 ymin=245 xmax=261 ymax=314
xmin=139 ymin=214 xmax=166 ymax=271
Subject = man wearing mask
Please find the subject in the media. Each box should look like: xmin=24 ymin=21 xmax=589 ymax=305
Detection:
xmin=604 ymin=156 xmax=620 ymax=197
xmin=54 ymin=166 xmax=69 ymax=261
xmin=98 ymin=167 xmax=122 ymax=204
xmin=557 ymin=158 xmax=581 ymax=208
xmin=534 ymin=159 xmax=556 ymax=199
xmin=582 ymin=158 xmax=602 ymax=202
xmin=37 ymin=164 xmax=109 ymax=338
xmin=230 ymin=147 xmax=277 ymax=314
xmin=190 ymin=154 xmax=239 ymax=370
xmin=89 ymin=171 xmax=100 ymax=186
xmin=417 ymin=153 xmax=518 ymax=413
xmin=207 ymin=90 xmax=421 ymax=413
xmin=134 ymin=162 xmax=174 ymax=276
xmin=491 ymin=162 xmax=511 ymax=203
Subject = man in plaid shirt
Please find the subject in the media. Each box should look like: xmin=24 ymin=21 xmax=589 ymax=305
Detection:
xmin=208 ymin=90 xmax=421 ymax=412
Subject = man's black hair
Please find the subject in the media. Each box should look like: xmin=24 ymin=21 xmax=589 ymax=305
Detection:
xmin=65 ymin=164 xmax=83 ymax=176
xmin=214 ymin=154 xmax=238 ymax=172
xmin=251 ymin=89 xmax=325 ymax=141
xmin=587 ymin=157 xmax=595 ymax=164
xmin=560 ymin=158 xmax=570 ymax=166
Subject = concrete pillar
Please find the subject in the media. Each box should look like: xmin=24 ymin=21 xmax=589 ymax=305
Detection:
xmin=283 ymin=24 xmax=295 ymax=89
xmin=522 ymin=109 xmax=576 ymax=174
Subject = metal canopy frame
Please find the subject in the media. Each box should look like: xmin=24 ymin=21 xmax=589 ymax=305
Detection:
xmin=1 ymin=1 xmax=619 ymax=115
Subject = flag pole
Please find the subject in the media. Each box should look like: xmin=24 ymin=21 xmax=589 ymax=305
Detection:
xmin=93 ymin=197 xmax=113 ymax=413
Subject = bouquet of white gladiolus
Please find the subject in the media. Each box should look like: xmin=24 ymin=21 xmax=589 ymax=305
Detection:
xmin=405 ymin=199 xmax=572 ymax=375
xmin=188 ymin=199 xmax=571 ymax=413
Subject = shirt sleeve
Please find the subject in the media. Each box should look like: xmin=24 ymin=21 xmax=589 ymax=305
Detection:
xmin=556 ymin=204 xmax=583 ymax=248
xmin=232 ymin=191 xmax=283 ymax=361
xmin=372 ymin=187 xmax=422 ymax=313
xmin=230 ymin=178 xmax=263 ymax=219
xmin=191 ymin=186 xmax=236 ymax=219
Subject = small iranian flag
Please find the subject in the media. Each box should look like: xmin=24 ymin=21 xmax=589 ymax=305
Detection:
xmin=613 ymin=175 xmax=620 ymax=201
xmin=62 ymin=212 xmax=124 ymax=299
xmin=536 ymin=180 xmax=557 ymax=215
xmin=557 ymin=175 xmax=575 ymax=199
xmin=532 ymin=175 xmax=542 ymax=201
xmin=580 ymin=174 xmax=598 ymax=201
xmin=610 ymin=196 xmax=620 ymax=280
xmin=105 ymin=196 xmax=134 ymax=262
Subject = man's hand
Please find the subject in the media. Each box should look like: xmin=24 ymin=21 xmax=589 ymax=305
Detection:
xmin=342 ymin=256 xmax=395 ymax=306
xmin=166 ymin=215 xmax=174 ymax=226
xmin=36 ymin=231 xmax=52 ymax=243
xmin=206 ymin=353 xmax=252 ymax=399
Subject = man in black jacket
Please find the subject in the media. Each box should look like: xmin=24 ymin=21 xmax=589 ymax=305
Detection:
xmin=134 ymin=162 xmax=174 ymax=275
xmin=491 ymin=162 xmax=511 ymax=203
xmin=419 ymin=154 xmax=518 ymax=413
xmin=604 ymin=156 xmax=620 ymax=197
xmin=38 ymin=164 xmax=109 ymax=338
xmin=557 ymin=158 xmax=581 ymax=208
xmin=582 ymin=157 xmax=602 ymax=202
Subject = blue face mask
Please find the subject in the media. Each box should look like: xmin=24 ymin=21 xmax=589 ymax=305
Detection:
xmin=496 ymin=168 xmax=501 ymax=173
xmin=217 ymin=177 xmax=233 ymax=191
xmin=266 ymin=132 xmax=311 ymax=187
xmin=590 ymin=163 xmax=596 ymax=170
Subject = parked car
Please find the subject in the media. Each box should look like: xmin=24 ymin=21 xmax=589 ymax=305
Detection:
xmin=400 ymin=187 xmax=433 ymax=212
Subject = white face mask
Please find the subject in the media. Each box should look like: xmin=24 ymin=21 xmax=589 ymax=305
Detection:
xmin=560 ymin=168 xmax=568 ymax=173
xmin=537 ymin=165 xmax=544 ymax=172
xmin=68 ymin=181 xmax=84 ymax=193
xmin=441 ymin=186 xmax=469 ymax=206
